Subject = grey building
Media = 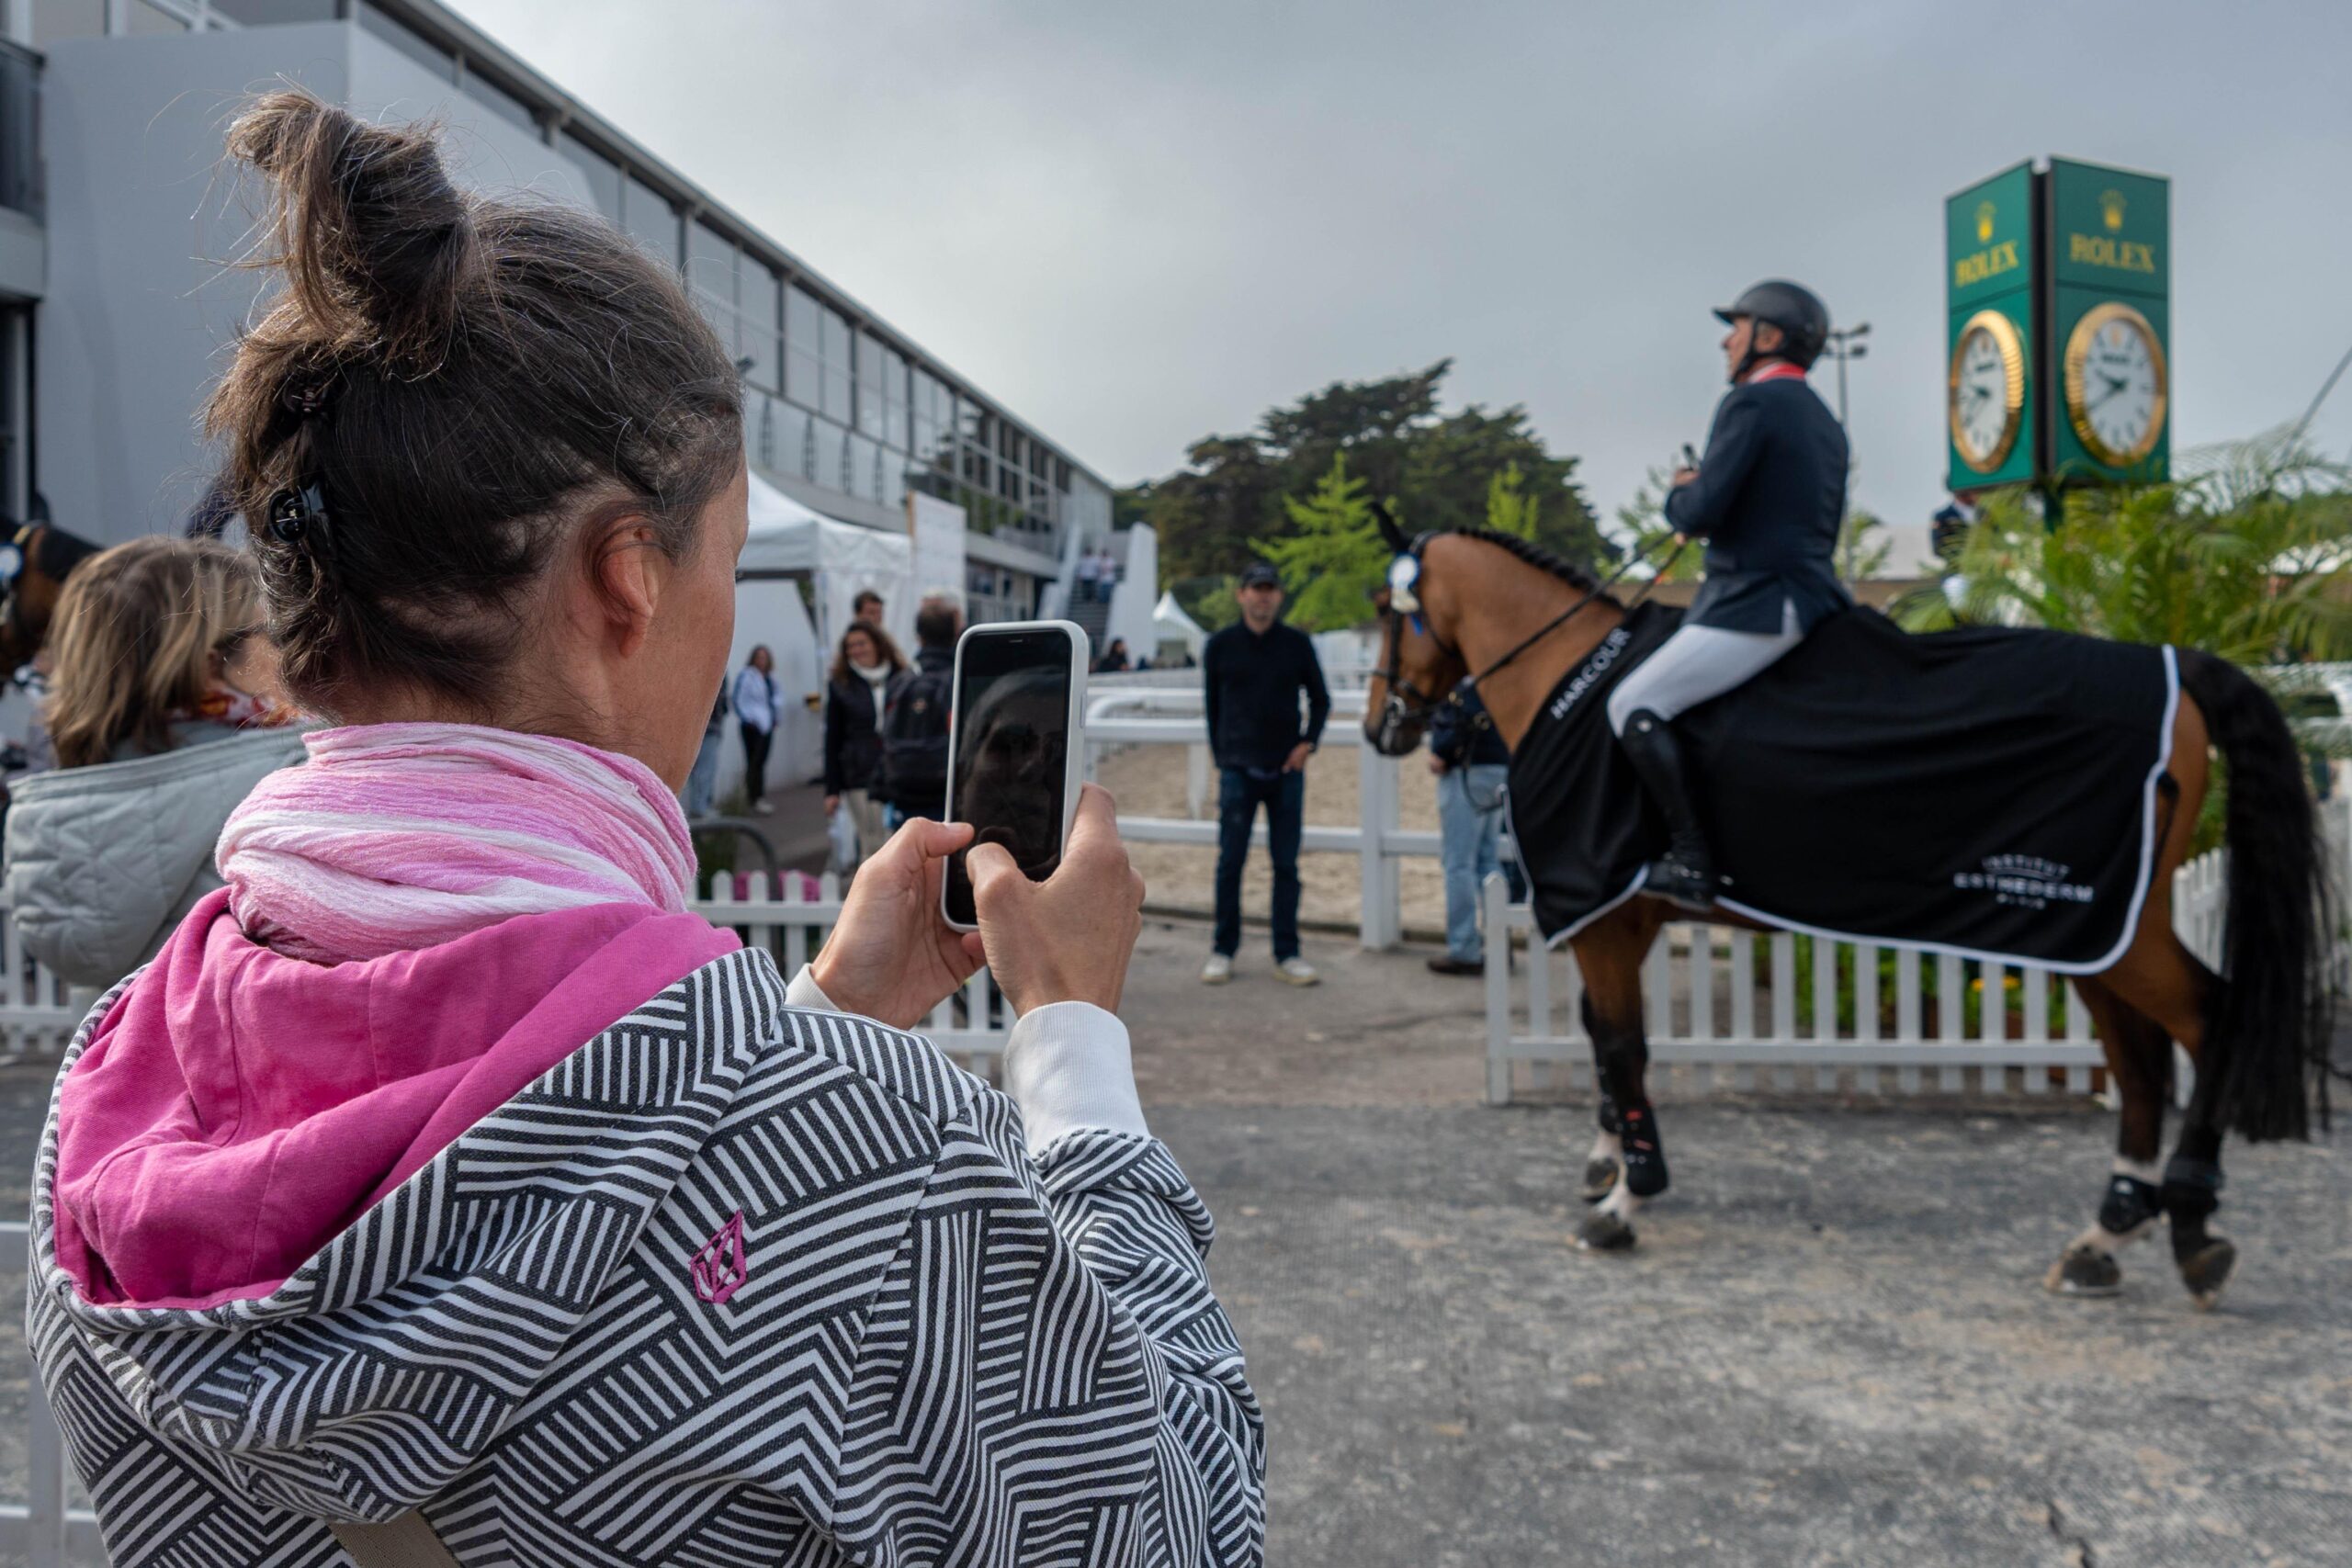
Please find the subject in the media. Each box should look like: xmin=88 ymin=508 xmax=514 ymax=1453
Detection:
xmin=0 ymin=0 xmax=1115 ymax=620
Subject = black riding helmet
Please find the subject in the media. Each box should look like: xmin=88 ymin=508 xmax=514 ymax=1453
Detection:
xmin=1713 ymin=279 xmax=1829 ymax=378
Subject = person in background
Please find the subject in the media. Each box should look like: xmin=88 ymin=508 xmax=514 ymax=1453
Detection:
xmin=2 ymin=536 xmax=305 ymax=1009
xmin=682 ymin=683 xmax=726 ymax=817
xmin=1097 ymin=546 xmax=1122 ymax=596
xmin=1094 ymin=636 xmax=1130 ymax=675
xmin=30 ymin=91 xmax=1261 ymax=1568
xmin=880 ymin=592 xmax=961 ymax=826
xmin=1426 ymin=678 xmax=1511 ymax=976
xmin=1074 ymin=547 xmax=1102 ymax=604
xmin=732 ymin=643 xmax=779 ymax=814
xmin=853 ymin=587 xmax=884 ymax=626
xmin=1201 ymin=560 xmax=1329 ymax=987
xmin=823 ymin=620 xmax=908 ymax=868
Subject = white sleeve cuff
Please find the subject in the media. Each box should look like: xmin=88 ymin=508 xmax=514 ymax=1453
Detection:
xmin=1001 ymin=1001 xmax=1149 ymax=1155
xmin=788 ymin=968 xmax=1146 ymax=1154
xmin=786 ymin=964 xmax=839 ymax=1012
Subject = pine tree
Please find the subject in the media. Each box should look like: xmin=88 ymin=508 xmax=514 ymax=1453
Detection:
xmin=1486 ymin=461 xmax=1542 ymax=540
xmin=1256 ymin=453 xmax=1388 ymax=632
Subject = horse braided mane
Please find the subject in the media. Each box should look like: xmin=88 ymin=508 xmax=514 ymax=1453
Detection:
xmin=1436 ymin=525 xmax=1614 ymax=602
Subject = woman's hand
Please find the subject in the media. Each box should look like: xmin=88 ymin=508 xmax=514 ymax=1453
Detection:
xmin=808 ymin=818 xmax=986 ymax=1029
xmin=822 ymin=794 xmax=840 ymax=816
xmin=969 ymin=785 xmax=1144 ymax=1015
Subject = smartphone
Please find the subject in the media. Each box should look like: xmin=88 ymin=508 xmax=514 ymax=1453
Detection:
xmin=940 ymin=620 xmax=1090 ymax=931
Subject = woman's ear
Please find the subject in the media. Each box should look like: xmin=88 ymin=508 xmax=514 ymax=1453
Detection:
xmin=587 ymin=511 xmax=667 ymax=656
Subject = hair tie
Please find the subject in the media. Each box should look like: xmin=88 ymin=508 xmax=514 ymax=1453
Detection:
xmin=279 ymin=371 xmax=339 ymax=419
xmin=267 ymin=480 xmax=332 ymax=552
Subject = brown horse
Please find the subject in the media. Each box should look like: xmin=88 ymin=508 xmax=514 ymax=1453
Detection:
xmin=0 ymin=515 xmax=106 ymax=673
xmin=1366 ymin=525 xmax=2332 ymax=1309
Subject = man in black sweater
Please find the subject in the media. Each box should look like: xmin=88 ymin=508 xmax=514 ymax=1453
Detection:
xmin=1201 ymin=561 xmax=1329 ymax=985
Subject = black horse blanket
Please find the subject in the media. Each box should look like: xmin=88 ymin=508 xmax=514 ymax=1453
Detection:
xmin=1506 ymin=604 xmax=2178 ymax=970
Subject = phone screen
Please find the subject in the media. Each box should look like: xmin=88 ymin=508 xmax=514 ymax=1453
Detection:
xmin=944 ymin=629 xmax=1073 ymax=927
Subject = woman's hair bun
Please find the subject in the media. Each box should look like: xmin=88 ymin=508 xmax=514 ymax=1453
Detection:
xmin=224 ymin=89 xmax=478 ymax=368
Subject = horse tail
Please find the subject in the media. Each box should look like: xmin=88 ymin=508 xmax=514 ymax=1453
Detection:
xmin=2177 ymin=649 xmax=2332 ymax=1142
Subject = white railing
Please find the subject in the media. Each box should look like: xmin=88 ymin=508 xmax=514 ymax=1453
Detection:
xmin=1084 ymin=683 xmax=1427 ymax=947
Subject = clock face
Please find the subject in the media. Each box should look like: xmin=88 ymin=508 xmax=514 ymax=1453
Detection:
xmin=2064 ymin=303 xmax=2167 ymax=467
xmin=1947 ymin=310 xmax=2025 ymax=473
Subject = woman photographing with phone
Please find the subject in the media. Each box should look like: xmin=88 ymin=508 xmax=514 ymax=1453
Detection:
xmin=28 ymin=92 xmax=1261 ymax=1568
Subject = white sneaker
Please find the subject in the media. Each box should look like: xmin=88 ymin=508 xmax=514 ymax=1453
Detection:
xmin=1274 ymin=957 xmax=1320 ymax=987
xmin=752 ymin=799 xmax=775 ymax=815
xmin=1201 ymin=953 xmax=1234 ymax=985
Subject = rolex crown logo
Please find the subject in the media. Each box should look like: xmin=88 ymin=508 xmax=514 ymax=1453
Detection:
xmin=2100 ymin=189 xmax=2126 ymax=231
xmin=1974 ymin=200 xmax=1996 ymax=244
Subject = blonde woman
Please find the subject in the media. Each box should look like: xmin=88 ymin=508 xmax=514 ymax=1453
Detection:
xmin=3 ymin=536 xmax=302 ymax=999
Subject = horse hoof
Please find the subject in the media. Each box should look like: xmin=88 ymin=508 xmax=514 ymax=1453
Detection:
xmin=2045 ymin=1243 xmax=2122 ymax=1297
xmin=1577 ymin=1211 xmax=1637 ymax=1252
xmin=1581 ymin=1156 xmax=1622 ymax=1202
xmin=2179 ymin=1238 xmax=2236 ymax=1311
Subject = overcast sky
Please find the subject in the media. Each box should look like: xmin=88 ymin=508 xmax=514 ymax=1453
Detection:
xmin=449 ymin=0 xmax=2352 ymax=566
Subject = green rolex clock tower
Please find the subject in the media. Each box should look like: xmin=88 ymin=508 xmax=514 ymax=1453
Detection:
xmin=1945 ymin=157 xmax=2171 ymax=494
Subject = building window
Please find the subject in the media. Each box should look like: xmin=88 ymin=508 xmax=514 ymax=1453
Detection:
xmin=459 ymin=65 xmax=537 ymax=131
xmin=560 ymin=131 xmax=624 ymax=227
xmin=820 ymin=308 xmax=853 ymax=425
xmin=785 ymin=286 xmax=822 ymax=412
xmin=206 ymin=0 xmax=337 ymax=20
xmin=739 ymin=259 xmax=779 ymax=390
xmin=847 ymin=433 xmax=877 ymax=502
xmin=130 ymin=0 xmax=196 ymax=33
xmin=876 ymin=344 xmax=910 ymax=451
xmin=30 ymin=0 xmax=106 ymax=43
xmin=622 ymin=175 xmax=678 ymax=269
xmin=356 ymin=3 xmax=457 ymax=82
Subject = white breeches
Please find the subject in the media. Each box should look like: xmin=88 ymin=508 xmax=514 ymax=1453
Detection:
xmin=1606 ymin=598 xmax=1804 ymax=734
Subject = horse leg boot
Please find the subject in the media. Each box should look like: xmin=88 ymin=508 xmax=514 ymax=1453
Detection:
xmin=1577 ymin=1019 xmax=1666 ymax=1252
xmin=2162 ymin=1123 xmax=2234 ymax=1310
xmin=1617 ymin=710 xmax=1717 ymax=911
xmin=2049 ymin=981 xmax=2170 ymax=1297
xmin=1578 ymin=992 xmax=1624 ymax=1202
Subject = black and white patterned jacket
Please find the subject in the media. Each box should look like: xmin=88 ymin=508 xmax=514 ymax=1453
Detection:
xmin=28 ymin=946 xmax=1265 ymax=1565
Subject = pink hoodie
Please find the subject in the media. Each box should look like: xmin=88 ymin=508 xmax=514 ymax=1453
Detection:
xmin=51 ymin=890 xmax=735 ymax=1310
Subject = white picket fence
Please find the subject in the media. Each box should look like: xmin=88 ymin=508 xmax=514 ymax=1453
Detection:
xmin=1477 ymin=852 xmax=2233 ymax=1106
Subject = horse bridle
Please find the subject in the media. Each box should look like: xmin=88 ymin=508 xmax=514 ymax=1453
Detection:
xmin=1372 ymin=526 xmax=1682 ymax=750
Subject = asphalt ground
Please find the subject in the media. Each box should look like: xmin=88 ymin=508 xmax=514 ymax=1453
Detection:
xmin=0 ymin=919 xmax=2345 ymax=1566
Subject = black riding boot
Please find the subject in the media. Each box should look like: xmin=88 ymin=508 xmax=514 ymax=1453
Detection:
xmin=1618 ymin=709 xmax=1717 ymax=910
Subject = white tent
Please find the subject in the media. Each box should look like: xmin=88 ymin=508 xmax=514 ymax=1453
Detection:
xmin=724 ymin=474 xmax=914 ymax=795
xmin=1150 ymin=589 xmax=1207 ymax=661
xmin=741 ymin=475 xmax=915 ymax=655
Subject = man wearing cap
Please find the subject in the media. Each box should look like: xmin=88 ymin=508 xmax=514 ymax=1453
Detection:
xmin=1605 ymin=278 xmax=1851 ymax=911
xmin=1201 ymin=561 xmax=1330 ymax=986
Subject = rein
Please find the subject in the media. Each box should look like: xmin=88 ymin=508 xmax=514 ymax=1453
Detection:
xmin=1374 ymin=531 xmax=1685 ymax=747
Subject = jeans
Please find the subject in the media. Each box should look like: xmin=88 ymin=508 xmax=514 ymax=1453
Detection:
xmin=740 ymin=722 xmax=773 ymax=806
xmin=1214 ymin=767 xmax=1304 ymax=961
xmin=684 ymin=728 xmax=723 ymax=816
xmin=1438 ymin=763 xmax=1509 ymax=963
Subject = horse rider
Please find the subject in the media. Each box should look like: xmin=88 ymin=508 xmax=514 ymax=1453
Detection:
xmin=1604 ymin=279 xmax=1851 ymax=909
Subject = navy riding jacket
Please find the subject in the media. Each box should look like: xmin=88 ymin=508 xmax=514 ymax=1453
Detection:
xmin=1664 ymin=371 xmax=1853 ymax=634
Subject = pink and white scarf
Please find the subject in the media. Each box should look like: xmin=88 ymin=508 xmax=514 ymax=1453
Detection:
xmin=220 ymin=723 xmax=696 ymax=964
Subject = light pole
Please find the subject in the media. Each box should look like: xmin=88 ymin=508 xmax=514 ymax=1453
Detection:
xmin=1822 ymin=322 xmax=1870 ymax=581
xmin=1824 ymin=321 xmax=1870 ymax=427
